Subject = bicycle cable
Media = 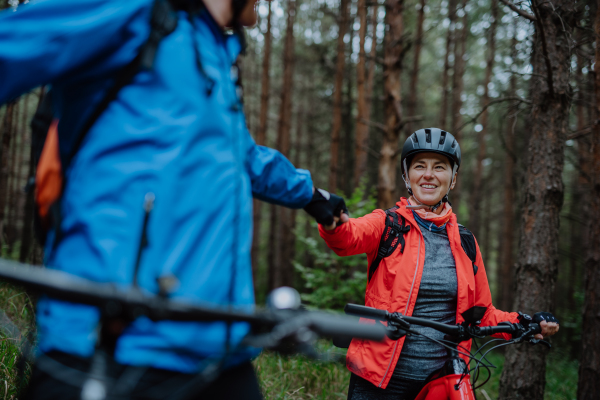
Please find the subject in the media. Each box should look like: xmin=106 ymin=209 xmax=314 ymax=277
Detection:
xmin=400 ymin=328 xmax=478 ymax=378
xmin=471 ymin=339 xmax=519 ymax=387
xmin=434 ymin=337 xmax=493 ymax=388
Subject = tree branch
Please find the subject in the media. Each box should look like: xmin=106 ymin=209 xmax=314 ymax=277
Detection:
xmin=396 ymin=115 xmax=423 ymax=131
xmin=504 ymin=69 xmax=547 ymax=79
xmin=566 ymin=125 xmax=593 ymax=140
xmin=361 ymin=118 xmax=387 ymax=133
xmin=457 ymin=97 xmax=531 ymax=132
xmin=498 ymin=0 xmax=537 ymax=22
xmin=364 ymin=145 xmax=381 ymax=159
xmin=361 ymin=116 xmax=424 ymax=135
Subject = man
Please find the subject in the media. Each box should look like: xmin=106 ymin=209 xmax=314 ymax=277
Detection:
xmin=0 ymin=0 xmax=346 ymax=398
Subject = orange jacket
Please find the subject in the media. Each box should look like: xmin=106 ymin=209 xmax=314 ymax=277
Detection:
xmin=319 ymin=198 xmax=518 ymax=389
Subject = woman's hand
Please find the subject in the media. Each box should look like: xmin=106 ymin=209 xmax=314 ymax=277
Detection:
xmin=535 ymin=320 xmax=559 ymax=340
xmin=323 ymin=211 xmax=350 ymax=231
xmin=532 ymin=312 xmax=560 ymax=340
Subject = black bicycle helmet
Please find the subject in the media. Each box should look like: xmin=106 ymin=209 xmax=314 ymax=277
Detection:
xmin=400 ymin=128 xmax=461 ymax=175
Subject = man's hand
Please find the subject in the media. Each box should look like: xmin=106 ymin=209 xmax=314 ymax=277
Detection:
xmin=303 ymin=188 xmax=349 ymax=230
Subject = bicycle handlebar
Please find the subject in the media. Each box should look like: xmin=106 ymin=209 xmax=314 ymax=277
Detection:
xmin=344 ymin=303 xmax=388 ymax=321
xmin=0 ymin=259 xmax=386 ymax=342
xmin=344 ymin=303 xmax=543 ymax=341
xmin=345 ymin=303 xmax=461 ymax=336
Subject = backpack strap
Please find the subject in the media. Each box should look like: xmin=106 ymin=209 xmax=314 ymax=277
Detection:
xmin=368 ymin=206 xmax=411 ymax=283
xmin=30 ymin=92 xmax=54 ymax=170
xmin=65 ymin=0 xmax=178 ymax=171
xmin=49 ymin=0 xmax=178 ymax=250
xmin=458 ymin=224 xmax=478 ymax=275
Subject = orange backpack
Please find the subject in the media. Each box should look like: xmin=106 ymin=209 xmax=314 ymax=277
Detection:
xmin=34 ymin=119 xmax=62 ymax=231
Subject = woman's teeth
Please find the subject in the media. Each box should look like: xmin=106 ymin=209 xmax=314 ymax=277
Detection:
xmin=421 ymin=184 xmax=436 ymax=188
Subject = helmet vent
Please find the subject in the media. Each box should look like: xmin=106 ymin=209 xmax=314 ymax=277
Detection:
xmin=425 ymin=129 xmax=431 ymax=143
xmin=451 ymin=139 xmax=457 ymax=148
xmin=439 ymin=131 xmax=447 ymax=145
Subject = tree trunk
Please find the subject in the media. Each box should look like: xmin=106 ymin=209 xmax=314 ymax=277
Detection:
xmin=470 ymin=0 xmax=497 ymax=239
xmin=578 ymin=2 xmax=600 ymax=398
xmin=252 ymin=1 xmax=273 ymax=284
xmin=6 ymin=101 xmax=20 ymax=254
xmin=405 ymin=0 xmax=425 ymax=138
xmin=377 ymin=0 xmax=404 ymax=209
xmin=20 ymin=135 xmax=35 ymax=264
xmin=0 ymin=101 xmax=16 ymax=248
xmin=449 ymin=0 xmax=468 ymax=216
xmin=439 ymin=0 xmax=457 ymax=128
xmin=497 ymin=26 xmax=518 ymax=312
xmin=304 ymin=106 xmax=315 ymax=271
xmin=481 ymin=174 xmax=492 ymax=266
xmin=329 ymin=0 xmax=350 ymax=193
xmin=565 ymin=27 xmax=591 ymax=358
xmin=354 ymin=2 xmax=379 ymax=187
xmin=498 ymin=2 xmax=576 ymax=399
xmin=257 ymin=1 xmax=272 ymax=149
xmin=342 ymin=16 xmax=355 ymax=197
xmin=8 ymin=99 xmax=26 ymax=254
xmin=269 ymin=0 xmax=297 ymax=290
xmin=287 ymin=106 xmax=304 ymax=275
xmin=267 ymin=203 xmax=279 ymax=291
xmin=20 ymin=88 xmax=45 ymax=263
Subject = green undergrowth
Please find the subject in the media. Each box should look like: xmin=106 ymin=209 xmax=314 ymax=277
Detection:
xmin=0 ymin=332 xmax=31 ymax=399
xmin=0 ymin=281 xmax=36 ymax=399
xmin=253 ymin=343 xmax=349 ymax=400
xmin=254 ymin=342 xmax=578 ymax=400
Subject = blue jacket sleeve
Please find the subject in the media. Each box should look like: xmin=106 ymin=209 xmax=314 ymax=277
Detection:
xmin=246 ymin=136 xmax=313 ymax=209
xmin=0 ymin=0 xmax=153 ymax=103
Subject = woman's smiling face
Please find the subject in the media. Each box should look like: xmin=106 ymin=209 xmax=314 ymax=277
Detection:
xmin=407 ymin=152 xmax=455 ymax=206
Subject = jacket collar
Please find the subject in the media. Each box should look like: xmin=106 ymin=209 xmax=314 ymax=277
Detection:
xmin=394 ymin=197 xmax=458 ymax=232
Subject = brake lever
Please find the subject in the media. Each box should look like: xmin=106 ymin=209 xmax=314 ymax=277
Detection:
xmin=387 ymin=312 xmax=411 ymax=340
xmin=529 ymin=338 xmax=551 ymax=348
xmin=513 ymin=325 xmax=552 ymax=349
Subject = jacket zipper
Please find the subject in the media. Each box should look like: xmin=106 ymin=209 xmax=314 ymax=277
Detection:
xmin=378 ymin=233 xmax=422 ymax=388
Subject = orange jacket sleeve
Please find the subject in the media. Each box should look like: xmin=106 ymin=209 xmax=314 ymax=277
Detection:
xmin=318 ymin=209 xmax=386 ymax=257
xmin=472 ymin=236 xmax=519 ymax=340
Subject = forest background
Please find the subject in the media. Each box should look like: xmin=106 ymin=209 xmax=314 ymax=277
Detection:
xmin=0 ymin=0 xmax=598 ymax=399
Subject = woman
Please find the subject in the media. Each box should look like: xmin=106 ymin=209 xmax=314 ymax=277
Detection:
xmin=319 ymin=128 xmax=559 ymax=400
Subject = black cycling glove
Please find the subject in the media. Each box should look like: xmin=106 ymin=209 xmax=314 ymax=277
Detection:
xmin=303 ymin=188 xmax=349 ymax=226
xmin=533 ymin=312 xmax=559 ymax=325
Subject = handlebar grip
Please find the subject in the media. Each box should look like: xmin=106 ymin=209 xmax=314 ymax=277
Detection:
xmin=529 ymin=323 xmax=541 ymax=335
xmin=309 ymin=314 xmax=387 ymax=342
xmin=344 ymin=304 xmax=388 ymax=321
xmin=479 ymin=325 xmax=516 ymax=335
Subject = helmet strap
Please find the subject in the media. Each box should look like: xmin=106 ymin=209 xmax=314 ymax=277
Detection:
xmin=402 ymin=159 xmax=413 ymax=196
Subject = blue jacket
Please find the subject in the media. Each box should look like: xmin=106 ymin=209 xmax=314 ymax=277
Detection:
xmin=0 ymin=0 xmax=313 ymax=372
